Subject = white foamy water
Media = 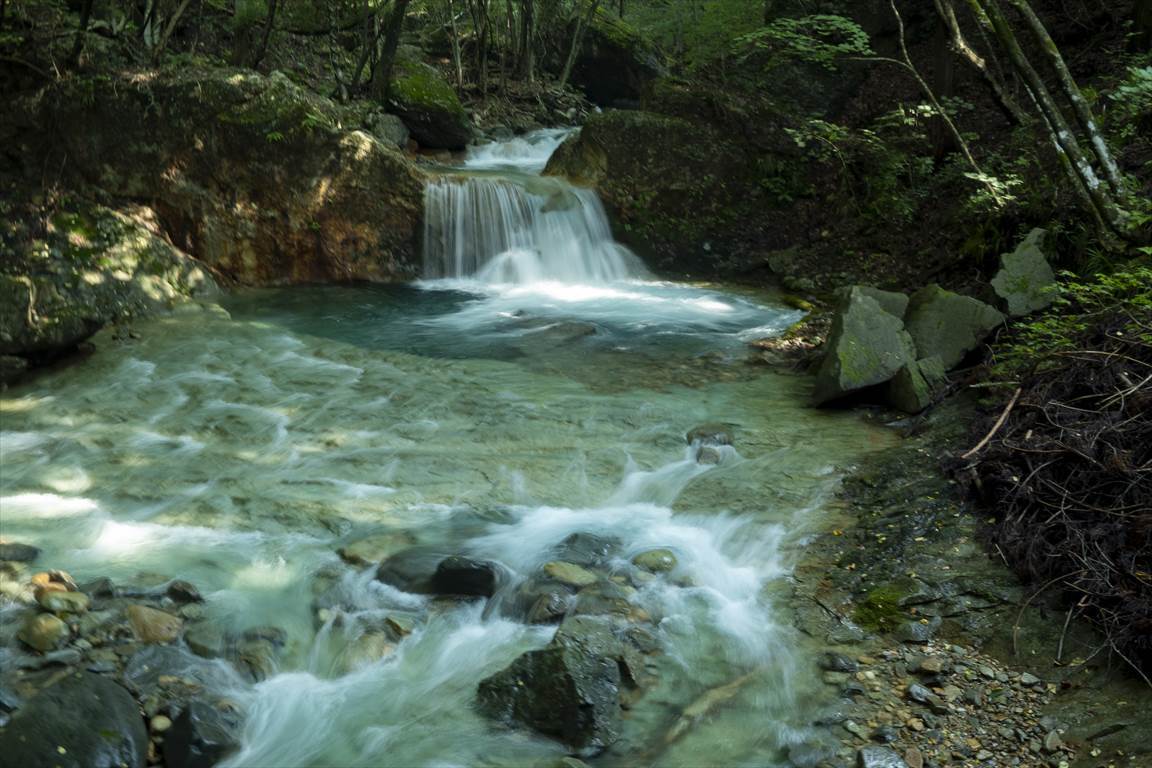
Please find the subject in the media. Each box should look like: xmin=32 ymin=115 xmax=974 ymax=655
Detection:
xmin=463 ymin=128 xmax=574 ymax=173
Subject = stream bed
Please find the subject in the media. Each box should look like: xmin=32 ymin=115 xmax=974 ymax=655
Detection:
xmin=0 ymin=130 xmax=899 ymax=767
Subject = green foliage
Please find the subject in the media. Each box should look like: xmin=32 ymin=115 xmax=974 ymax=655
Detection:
xmin=853 ymin=585 xmax=907 ymax=632
xmin=1107 ymin=65 xmax=1152 ymax=143
xmin=995 ymin=266 xmax=1152 ymax=376
xmin=736 ymin=14 xmax=872 ymax=70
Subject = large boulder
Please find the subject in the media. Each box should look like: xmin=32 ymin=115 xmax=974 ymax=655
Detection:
xmin=41 ymin=68 xmax=424 ymax=286
xmin=561 ymin=10 xmax=665 ymax=107
xmin=812 ymin=287 xmax=917 ymax=405
xmin=885 ymin=356 xmax=948 ymax=414
xmin=991 ymin=228 xmax=1057 ymax=316
xmin=545 ymin=109 xmax=791 ymax=274
xmin=0 ymin=671 xmax=148 ymax=768
xmin=904 ymin=285 xmax=1004 ymax=370
xmin=0 ymin=204 xmax=215 ymax=370
xmin=388 ymin=52 xmax=472 ymax=150
xmin=164 ymin=700 xmax=241 ymax=768
xmin=477 ymin=616 xmax=628 ymax=756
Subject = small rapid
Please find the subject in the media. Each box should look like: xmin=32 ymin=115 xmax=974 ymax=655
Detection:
xmin=0 ymin=130 xmax=896 ymax=767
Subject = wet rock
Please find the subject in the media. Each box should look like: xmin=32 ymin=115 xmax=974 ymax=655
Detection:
xmin=573 ymin=581 xmax=635 ymax=619
xmin=856 ymin=745 xmax=908 ymax=767
xmin=150 ymin=714 xmax=173 ymax=733
xmin=852 ymin=286 xmax=909 ymax=320
xmin=389 ymin=50 xmax=473 ymax=149
xmin=13 ymin=647 xmax=83 ymax=669
xmin=551 ymin=533 xmax=619 ymax=567
xmin=79 ymin=576 xmax=116 ymax=598
xmin=17 ymin=612 xmax=69 ymax=652
xmin=1043 ymin=730 xmax=1063 ymax=753
xmin=0 ymin=354 xmax=28 ymax=384
xmin=819 ymin=652 xmax=858 ymax=673
xmin=365 ymin=110 xmax=410 ymax=149
xmin=543 ymin=561 xmax=598 ymax=587
xmin=166 ymin=580 xmax=204 ymax=604
xmin=164 ymin=700 xmax=241 ymax=768
xmin=127 ymin=605 xmax=184 ymax=644
xmin=903 ymin=285 xmax=1004 ymax=370
xmin=431 ymin=556 xmax=499 ymax=598
xmin=511 ymin=577 xmax=576 ymax=624
xmin=385 ymin=614 xmax=417 ymax=637
xmin=0 ymin=671 xmax=147 ymax=768
xmin=31 ymin=569 xmax=79 ymax=592
xmin=123 ymin=645 xmax=241 ymax=703
xmin=991 ymin=228 xmax=1056 ymax=316
xmin=477 ymin=616 xmax=627 ymax=756
xmin=1019 ymin=671 xmax=1041 ymax=687
xmin=631 ymin=548 xmax=677 ymax=573
xmin=374 ymin=547 xmax=444 ymax=593
xmin=184 ymin=623 xmax=228 ymax=659
xmin=686 ymin=423 xmax=734 ymax=446
xmin=37 ymin=589 xmax=90 ymax=614
xmin=894 ymin=617 xmax=940 ymax=644
xmin=0 ymin=542 xmax=40 ymax=562
xmin=338 ymin=530 xmax=418 ymax=567
xmin=812 ymin=287 xmax=917 ymax=405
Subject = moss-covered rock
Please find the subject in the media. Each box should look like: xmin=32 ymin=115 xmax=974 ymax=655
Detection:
xmin=564 ymin=9 xmax=665 ymax=107
xmin=388 ymin=52 xmax=472 ymax=149
xmin=40 ymin=67 xmax=425 ymax=286
xmin=0 ymin=203 xmax=216 ymax=377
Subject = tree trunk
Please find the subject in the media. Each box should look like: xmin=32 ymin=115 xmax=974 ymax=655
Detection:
xmin=152 ymin=0 xmax=197 ymax=63
xmin=250 ymin=0 xmax=280 ymax=69
xmin=1007 ymin=0 xmax=1125 ymax=197
xmin=68 ymin=0 xmax=95 ymax=66
xmin=370 ymin=0 xmax=411 ymax=103
xmin=972 ymin=0 xmax=1125 ymax=235
xmin=1133 ymin=0 xmax=1151 ymax=51
xmin=560 ymin=0 xmax=601 ymax=89
xmin=516 ymin=0 xmax=534 ymax=81
xmin=1 ymin=0 xmax=9 ymax=33
xmin=933 ymin=0 xmax=1027 ymax=125
xmin=446 ymin=0 xmax=464 ymax=88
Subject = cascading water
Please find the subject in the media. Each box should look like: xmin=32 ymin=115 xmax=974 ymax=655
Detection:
xmin=422 ymin=175 xmax=645 ymax=284
xmin=0 ymin=130 xmax=897 ymax=767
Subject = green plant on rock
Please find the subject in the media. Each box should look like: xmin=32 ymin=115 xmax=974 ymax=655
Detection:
xmin=853 ymin=585 xmax=907 ymax=632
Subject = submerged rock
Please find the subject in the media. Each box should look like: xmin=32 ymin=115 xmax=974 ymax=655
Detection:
xmin=17 ymin=612 xmax=69 ymax=652
xmin=903 ymin=285 xmax=1004 ymax=370
xmin=991 ymin=228 xmax=1056 ymax=316
xmin=127 ymin=605 xmax=183 ymax=644
xmin=477 ymin=616 xmax=628 ymax=756
xmin=543 ymin=561 xmax=599 ymax=588
xmin=374 ymin=547 xmax=444 ymax=593
xmin=0 ymin=542 xmax=41 ymax=562
xmin=0 ymin=671 xmax=148 ymax=768
xmin=550 ymin=533 xmax=619 ymax=567
xmin=686 ymin=423 xmax=734 ymax=446
xmin=857 ymin=745 xmax=908 ymax=768
xmin=631 ymin=549 xmax=678 ymax=573
xmin=812 ymin=287 xmax=917 ymax=405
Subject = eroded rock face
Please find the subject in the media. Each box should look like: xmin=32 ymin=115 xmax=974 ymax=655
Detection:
xmin=477 ymin=616 xmax=629 ymax=756
xmin=812 ymin=287 xmax=917 ymax=405
xmin=0 ymin=671 xmax=148 ymax=768
xmin=41 ymin=68 xmax=425 ymax=287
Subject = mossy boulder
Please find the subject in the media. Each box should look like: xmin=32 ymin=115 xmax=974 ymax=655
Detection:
xmin=388 ymin=52 xmax=472 ymax=149
xmin=545 ymin=108 xmax=790 ymax=274
xmin=41 ymin=68 xmax=425 ymax=286
xmin=904 ymin=285 xmax=1004 ymax=370
xmin=885 ymin=356 xmax=948 ymax=414
xmin=0 ymin=203 xmax=216 ymax=376
xmin=812 ymin=287 xmax=917 ymax=405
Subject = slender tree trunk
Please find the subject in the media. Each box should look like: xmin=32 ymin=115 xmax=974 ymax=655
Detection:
xmin=446 ymin=0 xmax=464 ymax=88
xmin=349 ymin=5 xmax=380 ymax=91
xmin=972 ymin=0 xmax=1125 ymax=235
xmin=1134 ymin=0 xmax=1152 ymax=50
xmin=933 ymin=0 xmax=1027 ymax=125
xmin=68 ymin=0 xmax=95 ymax=66
xmin=371 ymin=0 xmax=411 ymax=103
xmin=152 ymin=0 xmax=197 ymax=63
xmin=516 ymin=0 xmax=534 ymax=80
xmin=1007 ymin=0 xmax=1125 ymax=197
xmin=250 ymin=0 xmax=280 ymax=69
xmin=1 ymin=0 xmax=9 ymax=33
xmin=618 ymin=0 xmax=624 ymax=18
xmin=560 ymin=0 xmax=601 ymax=89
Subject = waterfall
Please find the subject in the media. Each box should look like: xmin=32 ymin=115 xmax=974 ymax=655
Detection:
xmin=422 ymin=175 xmax=646 ymax=284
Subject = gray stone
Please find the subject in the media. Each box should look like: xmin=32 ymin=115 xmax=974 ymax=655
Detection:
xmin=164 ymin=700 xmax=241 ymax=768
xmin=895 ymin=617 xmax=941 ymax=644
xmin=184 ymin=622 xmax=228 ymax=659
xmin=885 ymin=356 xmax=948 ymax=414
xmin=686 ymin=423 xmax=734 ymax=446
xmin=819 ymin=652 xmax=858 ymax=672
xmin=374 ymin=547 xmax=445 ymax=593
xmin=365 ymin=111 xmax=410 ymax=149
xmin=812 ymin=288 xmax=917 ymax=405
xmin=551 ymin=533 xmax=619 ymax=567
xmin=0 ymin=542 xmax=40 ymax=562
xmin=631 ymin=549 xmax=678 ymax=573
xmin=0 ymin=671 xmax=147 ymax=768
xmin=991 ymin=228 xmax=1057 ymax=316
xmin=543 ymin=561 xmax=599 ymax=587
xmin=477 ymin=615 xmax=626 ymax=756
xmin=857 ymin=745 xmax=908 ymax=768
xmin=166 ymin=580 xmax=204 ymax=604
xmin=845 ymin=285 xmax=908 ymax=320
xmin=904 ymin=285 xmax=1005 ymax=370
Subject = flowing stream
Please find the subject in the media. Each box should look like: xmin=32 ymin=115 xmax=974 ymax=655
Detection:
xmin=0 ymin=130 xmax=897 ymax=766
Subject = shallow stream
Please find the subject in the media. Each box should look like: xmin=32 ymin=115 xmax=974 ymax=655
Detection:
xmin=0 ymin=130 xmax=898 ymax=766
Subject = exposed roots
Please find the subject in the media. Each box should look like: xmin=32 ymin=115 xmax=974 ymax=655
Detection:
xmin=957 ymin=314 xmax=1152 ymax=676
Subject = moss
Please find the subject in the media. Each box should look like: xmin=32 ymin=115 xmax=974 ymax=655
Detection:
xmin=853 ymin=585 xmax=909 ymax=632
xmin=390 ymin=62 xmax=465 ymax=117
